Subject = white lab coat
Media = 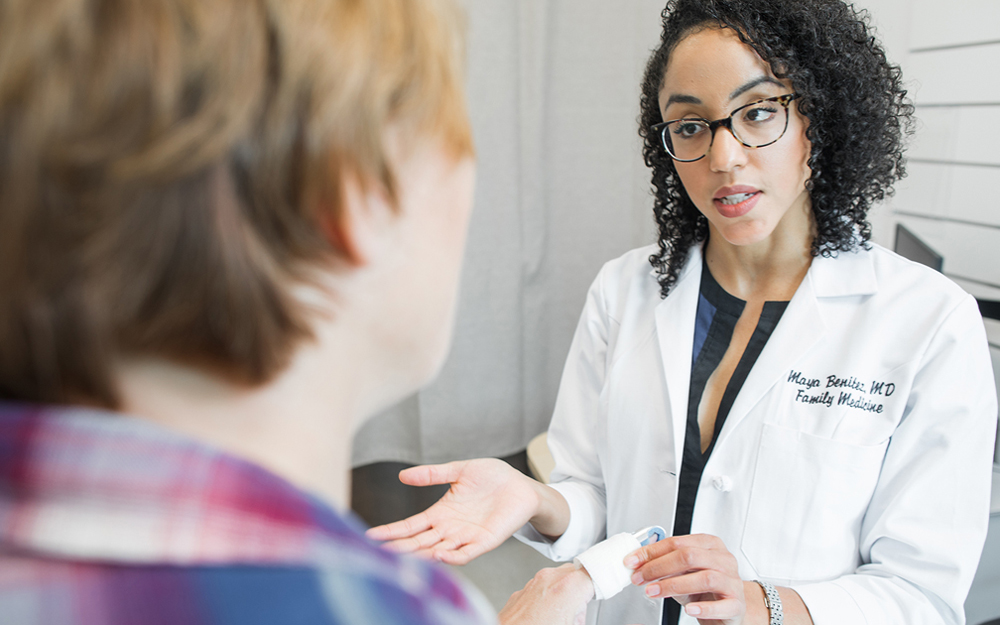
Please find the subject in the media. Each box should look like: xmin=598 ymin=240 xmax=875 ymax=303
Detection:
xmin=516 ymin=243 xmax=998 ymax=625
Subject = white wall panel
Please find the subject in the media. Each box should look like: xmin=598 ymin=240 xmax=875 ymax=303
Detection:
xmin=908 ymin=44 xmax=1000 ymax=105
xmin=894 ymin=215 xmax=1000 ymax=286
xmin=910 ymin=106 xmax=1000 ymax=166
xmin=892 ymin=164 xmax=950 ymax=218
xmin=910 ymin=0 xmax=1000 ymax=50
xmin=952 ymin=278 xmax=1000 ymax=303
xmin=851 ymin=0 xmax=914 ymax=68
xmin=894 ymin=163 xmax=1000 ymax=227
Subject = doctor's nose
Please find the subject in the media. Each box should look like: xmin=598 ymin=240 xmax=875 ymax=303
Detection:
xmin=708 ymin=126 xmax=749 ymax=172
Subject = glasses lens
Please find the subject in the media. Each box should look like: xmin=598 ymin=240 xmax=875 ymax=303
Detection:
xmin=659 ymin=96 xmax=793 ymax=161
xmin=663 ymin=120 xmax=710 ymax=161
xmin=731 ymin=100 xmax=788 ymax=148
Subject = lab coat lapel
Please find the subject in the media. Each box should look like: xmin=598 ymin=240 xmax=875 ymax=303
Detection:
xmin=653 ymin=247 xmax=703 ymax=476
xmin=716 ymin=265 xmax=827 ymax=444
xmin=713 ymin=247 xmax=878 ymax=449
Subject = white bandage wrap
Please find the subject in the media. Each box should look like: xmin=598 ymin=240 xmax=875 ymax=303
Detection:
xmin=573 ymin=532 xmax=642 ymax=601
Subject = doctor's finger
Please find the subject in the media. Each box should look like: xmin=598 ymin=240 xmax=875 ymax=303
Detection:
xmin=379 ymin=526 xmax=448 ymax=553
xmin=397 ymin=462 xmax=464 ymax=487
xmin=366 ymin=510 xmax=435 ymax=541
xmin=680 ymin=596 xmax=744 ymax=621
xmin=628 ymin=533 xmax=727 ymax=565
xmin=631 ymin=546 xmax=738 ymax=585
xmin=643 ymin=568 xmax=742 ymax=601
xmin=433 ymin=541 xmax=490 ymax=565
xmin=412 ymin=537 xmax=460 ymax=560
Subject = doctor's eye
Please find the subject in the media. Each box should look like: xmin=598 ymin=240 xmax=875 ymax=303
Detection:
xmin=671 ymin=120 xmax=709 ymax=140
xmin=739 ymin=105 xmax=779 ymax=125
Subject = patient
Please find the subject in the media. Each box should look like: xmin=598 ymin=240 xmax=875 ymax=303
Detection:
xmin=0 ymin=0 xmax=593 ymax=623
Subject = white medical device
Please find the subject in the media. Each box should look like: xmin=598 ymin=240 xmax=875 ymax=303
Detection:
xmin=573 ymin=525 xmax=666 ymax=601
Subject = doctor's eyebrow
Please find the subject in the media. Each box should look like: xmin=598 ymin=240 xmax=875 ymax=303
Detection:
xmin=663 ymin=76 xmax=788 ymax=110
xmin=664 ymin=93 xmax=702 ymax=107
xmin=729 ymin=76 xmax=786 ymax=100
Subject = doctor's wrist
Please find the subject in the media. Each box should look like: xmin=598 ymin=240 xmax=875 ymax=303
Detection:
xmin=527 ymin=480 xmax=571 ymax=540
xmin=743 ymin=581 xmax=808 ymax=625
xmin=743 ymin=580 xmax=773 ymax=625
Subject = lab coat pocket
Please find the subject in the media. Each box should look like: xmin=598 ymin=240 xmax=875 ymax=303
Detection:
xmin=741 ymin=423 xmax=888 ymax=581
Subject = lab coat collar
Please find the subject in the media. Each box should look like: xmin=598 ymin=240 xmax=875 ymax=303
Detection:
xmin=648 ymin=242 xmax=879 ymax=298
xmin=809 ymin=246 xmax=878 ymax=298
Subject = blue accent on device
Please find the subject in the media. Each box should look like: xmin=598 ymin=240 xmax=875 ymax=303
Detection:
xmin=632 ymin=526 xmax=666 ymax=547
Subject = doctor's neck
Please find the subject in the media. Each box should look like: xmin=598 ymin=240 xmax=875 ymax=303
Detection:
xmin=703 ymin=212 xmax=815 ymax=302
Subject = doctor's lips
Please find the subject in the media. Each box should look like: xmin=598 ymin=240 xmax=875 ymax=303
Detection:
xmin=713 ymin=185 xmax=761 ymax=218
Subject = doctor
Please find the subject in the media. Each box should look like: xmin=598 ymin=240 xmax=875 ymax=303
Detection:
xmin=368 ymin=1 xmax=998 ymax=624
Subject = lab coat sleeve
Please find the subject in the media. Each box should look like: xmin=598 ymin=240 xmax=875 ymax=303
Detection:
xmin=514 ymin=266 xmax=614 ymax=561
xmin=793 ymin=294 xmax=998 ymax=625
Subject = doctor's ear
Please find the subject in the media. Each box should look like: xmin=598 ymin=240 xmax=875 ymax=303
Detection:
xmin=317 ymin=170 xmax=399 ymax=267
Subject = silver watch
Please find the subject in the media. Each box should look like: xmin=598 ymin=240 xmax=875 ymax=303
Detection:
xmin=754 ymin=580 xmax=784 ymax=625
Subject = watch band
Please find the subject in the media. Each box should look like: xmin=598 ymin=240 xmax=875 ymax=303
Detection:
xmin=754 ymin=580 xmax=784 ymax=625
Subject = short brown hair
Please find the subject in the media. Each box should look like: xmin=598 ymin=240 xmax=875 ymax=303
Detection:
xmin=0 ymin=0 xmax=473 ymax=406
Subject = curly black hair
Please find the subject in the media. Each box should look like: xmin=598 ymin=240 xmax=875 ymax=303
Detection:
xmin=640 ymin=0 xmax=914 ymax=297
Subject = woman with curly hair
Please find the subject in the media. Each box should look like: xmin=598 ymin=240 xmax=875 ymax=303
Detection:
xmin=370 ymin=1 xmax=998 ymax=624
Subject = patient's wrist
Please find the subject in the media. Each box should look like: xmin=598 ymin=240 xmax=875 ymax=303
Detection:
xmin=570 ymin=563 xmax=596 ymax=601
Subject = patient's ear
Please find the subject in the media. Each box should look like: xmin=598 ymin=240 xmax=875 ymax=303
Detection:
xmin=319 ymin=172 xmax=396 ymax=267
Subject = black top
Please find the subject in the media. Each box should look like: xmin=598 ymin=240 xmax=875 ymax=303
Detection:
xmin=664 ymin=261 xmax=788 ymax=625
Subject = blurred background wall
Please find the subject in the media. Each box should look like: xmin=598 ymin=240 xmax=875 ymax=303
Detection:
xmin=352 ymin=0 xmax=666 ymax=469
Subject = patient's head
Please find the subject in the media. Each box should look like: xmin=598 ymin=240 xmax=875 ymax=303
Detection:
xmin=0 ymin=0 xmax=474 ymax=409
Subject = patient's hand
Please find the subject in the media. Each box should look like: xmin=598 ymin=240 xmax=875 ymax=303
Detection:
xmin=366 ymin=458 xmax=541 ymax=564
xmin=499 ymin=564 xmax=595 ymax=625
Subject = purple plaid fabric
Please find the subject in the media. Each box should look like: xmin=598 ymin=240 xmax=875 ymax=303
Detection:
xmin=0 ymin=403 xmax=497 ymax=625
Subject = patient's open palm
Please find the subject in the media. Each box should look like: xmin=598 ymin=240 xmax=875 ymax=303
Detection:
xmin=365 ymin=458 xmax=539 ymax=565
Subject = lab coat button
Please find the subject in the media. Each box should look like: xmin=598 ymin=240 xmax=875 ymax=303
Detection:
xmin=712 ymin=475 xmax=733 ymax=492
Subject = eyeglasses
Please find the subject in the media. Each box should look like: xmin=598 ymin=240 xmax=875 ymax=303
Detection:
xmin=651 ymin=93 xmax=800 ymax=162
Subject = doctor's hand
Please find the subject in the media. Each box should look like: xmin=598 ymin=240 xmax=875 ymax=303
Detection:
xmin=366 ymin=458 xmax=569 ymax=565
xmin=498 ymin=563 xmax=595 ymax=625
xmin=625 ymin=534 xmax=748 ymax=625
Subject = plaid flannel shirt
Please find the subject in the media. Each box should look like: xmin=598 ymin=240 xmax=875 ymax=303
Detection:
xmin=0 ymin=403 xmax=497 ymax=625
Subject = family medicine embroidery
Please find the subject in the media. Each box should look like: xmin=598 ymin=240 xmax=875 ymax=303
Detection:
xmin=786 ymin=370 xmax=895 ymax=413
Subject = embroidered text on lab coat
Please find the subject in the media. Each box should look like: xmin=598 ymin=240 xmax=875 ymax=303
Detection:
xmin=787 ymin=369 xmax=895 ymax=413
